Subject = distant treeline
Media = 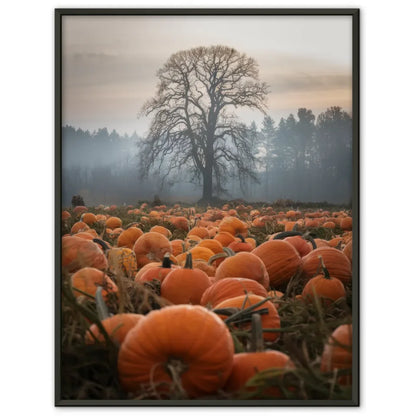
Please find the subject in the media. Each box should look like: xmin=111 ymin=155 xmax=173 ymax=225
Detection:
xmin=61 ymin=106 xmax=352 ymax=206
xmin=255 ymin=106 xmax=352 ymax=204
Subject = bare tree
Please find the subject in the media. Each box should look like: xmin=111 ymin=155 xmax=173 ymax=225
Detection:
xmin=139 ymin=45 xmax=269 ymax=202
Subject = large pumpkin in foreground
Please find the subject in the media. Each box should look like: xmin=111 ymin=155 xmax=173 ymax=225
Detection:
xmin=118 ymin=305 xmax=234 ymax=397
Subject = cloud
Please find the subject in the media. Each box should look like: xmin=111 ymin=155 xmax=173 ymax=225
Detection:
xmin=268 ymin=73 xmax=352 ymax=94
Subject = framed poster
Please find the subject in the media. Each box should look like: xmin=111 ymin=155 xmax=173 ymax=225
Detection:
xmin=56 ymin=8 xmax=359 ymax=406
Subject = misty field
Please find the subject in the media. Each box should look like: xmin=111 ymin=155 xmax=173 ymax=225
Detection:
xmin=60 ymin=201 xmax=353 ymax=401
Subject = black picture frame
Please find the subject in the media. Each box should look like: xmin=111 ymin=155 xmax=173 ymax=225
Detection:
xmin=55 ymin=7 xmax=359 ymax=406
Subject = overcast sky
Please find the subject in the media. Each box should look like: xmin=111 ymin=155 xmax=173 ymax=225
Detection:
xmin=62 ymin=15 xmax=352 ymax=136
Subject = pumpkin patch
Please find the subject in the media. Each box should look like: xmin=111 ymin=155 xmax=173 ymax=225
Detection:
xmin=61 ymin=202 xmax=354 ymax=401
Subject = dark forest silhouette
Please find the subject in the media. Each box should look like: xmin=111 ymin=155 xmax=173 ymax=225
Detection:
xmin=62 ymin=105 xmax=352 ymax=207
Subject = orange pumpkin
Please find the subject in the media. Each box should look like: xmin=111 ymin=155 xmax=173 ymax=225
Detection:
xmin=320 ymin=324 xmax=352 ymax=385
xmin=81 ymin=212 xmax=97 ymax=225
xmin=62 ymin=210 xmax=71 ymax=220
xmin=118 ymin=305 xmax=234 ymax=397
xmin=187 ymin=226 xmax=210 ymax=240
xmin=188 ymin=246 xmax=215 ymax=263
xmin=71 ymin=267 xmax=118 ymax=300
xmin=340 ymin=217 xmax=352 ymax=231
xmin=133 ymin=232 xmax=172 ymax=269
xmin=133 ymin=261 xmax=162 ymax=282
xmin=105 ymin=216 xmax=122 ymax=230
xmin=215 ymin=294 xmax=281 ymax=342
xmin=301 ymin=257 xmax=346 ymax=303
xmin=225 ymin=350 xmax=293 ymax=396
xmin=323 ymin=221 xmax=336 ymax=229
xmin=73 ymin=231 xmax=95 ymax=241
xmin=136 ymin=254 xmax=178 ymax=284
xmin=283 ymin=236 xmax=312 ymax=257
xmin=71 ymin=221 xmax=90 ymax=234
xmin=185 ymin=235 xmax=203 ymax=248
xmin=343 ymin=240 xmax=353 ymax=263
xmin=245 ymin=237 xmax=257 ymax=249
xmin=62 ymin=235 xmax=108 ymax=272
xmin=170 ymin=239 xmax=186 ymax=257
xmin=161 ymin=253 xmax=212 ymax=304
xmin=150 ymin=225 xmax=172 ymax=239
xmin=328 ymin=237 xmax=343 ymax=248
xmin=218 ymin=217 xmax=248 ymax=237
xmin=85 ymin=313 xmax=143 ymax=345
xmin=201 ymin=278 xmax=268 ymax=308
xmin=286 ymin=210 xmax=296 ymax=219
xmin=214 ymin=231 xmax=236 ymax=246
xmin=197 ymin=239 xmax=223 ymax=255
xmin=314 ymin=240 xmax=330 ymax=250
xmin=284 ymin=221 xmax=296 ymax=232
xmin=109 ymin=227 xmax=123 ymax=239
xmin=73 ymin=205 xmax=88 ymax=216
xmin=117 ymin=227 xmax=144 ymax=249
xmin=169 ymin=216 xmax=189 ymax=231
xmin=301 ymin=247 xmax=352 ymax=284
xmin=228 ymin=234 xmax=253 ymax=253
xmin=192 ymin=259 xmax=216 ymax=277
xmin=252 ymin=240 xmax=301 ymax=288
xmin=214 ymin=252 xmax=270 ymax=289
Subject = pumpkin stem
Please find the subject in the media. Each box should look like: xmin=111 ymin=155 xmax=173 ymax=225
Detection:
xmin=125 ymin=222 xmax=139 ymax=229
xmin=95 ymin=286 xmax=110 ymax=320
xmin=318 ymin=256 xmax=331 ymax=279
xmin=273 ymin=231 xmax=302 ymax=240
xmin=236 ymin=234 xmax=246 ymax=243
xmin=223 ymin=247 xmax=236 ymax=256
xmin=303 ymin=232 xmax=317 ymax=249
xmin=207 ymin=247 xmax=235 ymax=265
xmin=272 ymin=230 xmax=317 ymax=249
xmin=165 ymin=358 xmax=189 ymax=398
xmin=93 ymin=238 xmax=110 ymax=252
xmin=208 ymin=252 xmax=227 ymax=265
xmin=250 ymin=313 xmax=264 ymax=352
xmin=184 ymin=252 xmax=193 ymax=269
xmin=162 ymin=252 xmax=172 ymax=268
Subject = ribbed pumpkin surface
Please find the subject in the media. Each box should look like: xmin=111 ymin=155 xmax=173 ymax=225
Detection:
xmin=201 ymin=278 xmax=268 ymax=308
xmin=118 ymin=305 xmax=234 ymax=397
xmin=252 ymin=240 xmax=301 ymax=288
xmin=301 ymin=247 xmax=352 ymax=284
xmin=214 ymin=252 xmax=270 ymax=289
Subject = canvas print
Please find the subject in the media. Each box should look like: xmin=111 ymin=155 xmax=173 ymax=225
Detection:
xmin=57 ymin=10 xmax=358 ymax=405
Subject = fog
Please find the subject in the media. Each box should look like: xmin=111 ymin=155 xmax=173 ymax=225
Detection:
xmin=62 ymin=105 xmax=352 ymax=207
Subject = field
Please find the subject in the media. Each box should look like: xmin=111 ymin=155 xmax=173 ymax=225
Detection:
xmin=60 ymin=201 xmax=353 ymax=401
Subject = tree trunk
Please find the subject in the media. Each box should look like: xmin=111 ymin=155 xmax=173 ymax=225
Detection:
xmin=202 ymin=163 xmax=213 ymax=201
xmin=202 ymin=131 xmax=215 ymax=202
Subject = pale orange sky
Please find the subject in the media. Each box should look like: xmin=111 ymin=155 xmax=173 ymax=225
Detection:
xmin=62 ymin=15 xmax=352 ymax=135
